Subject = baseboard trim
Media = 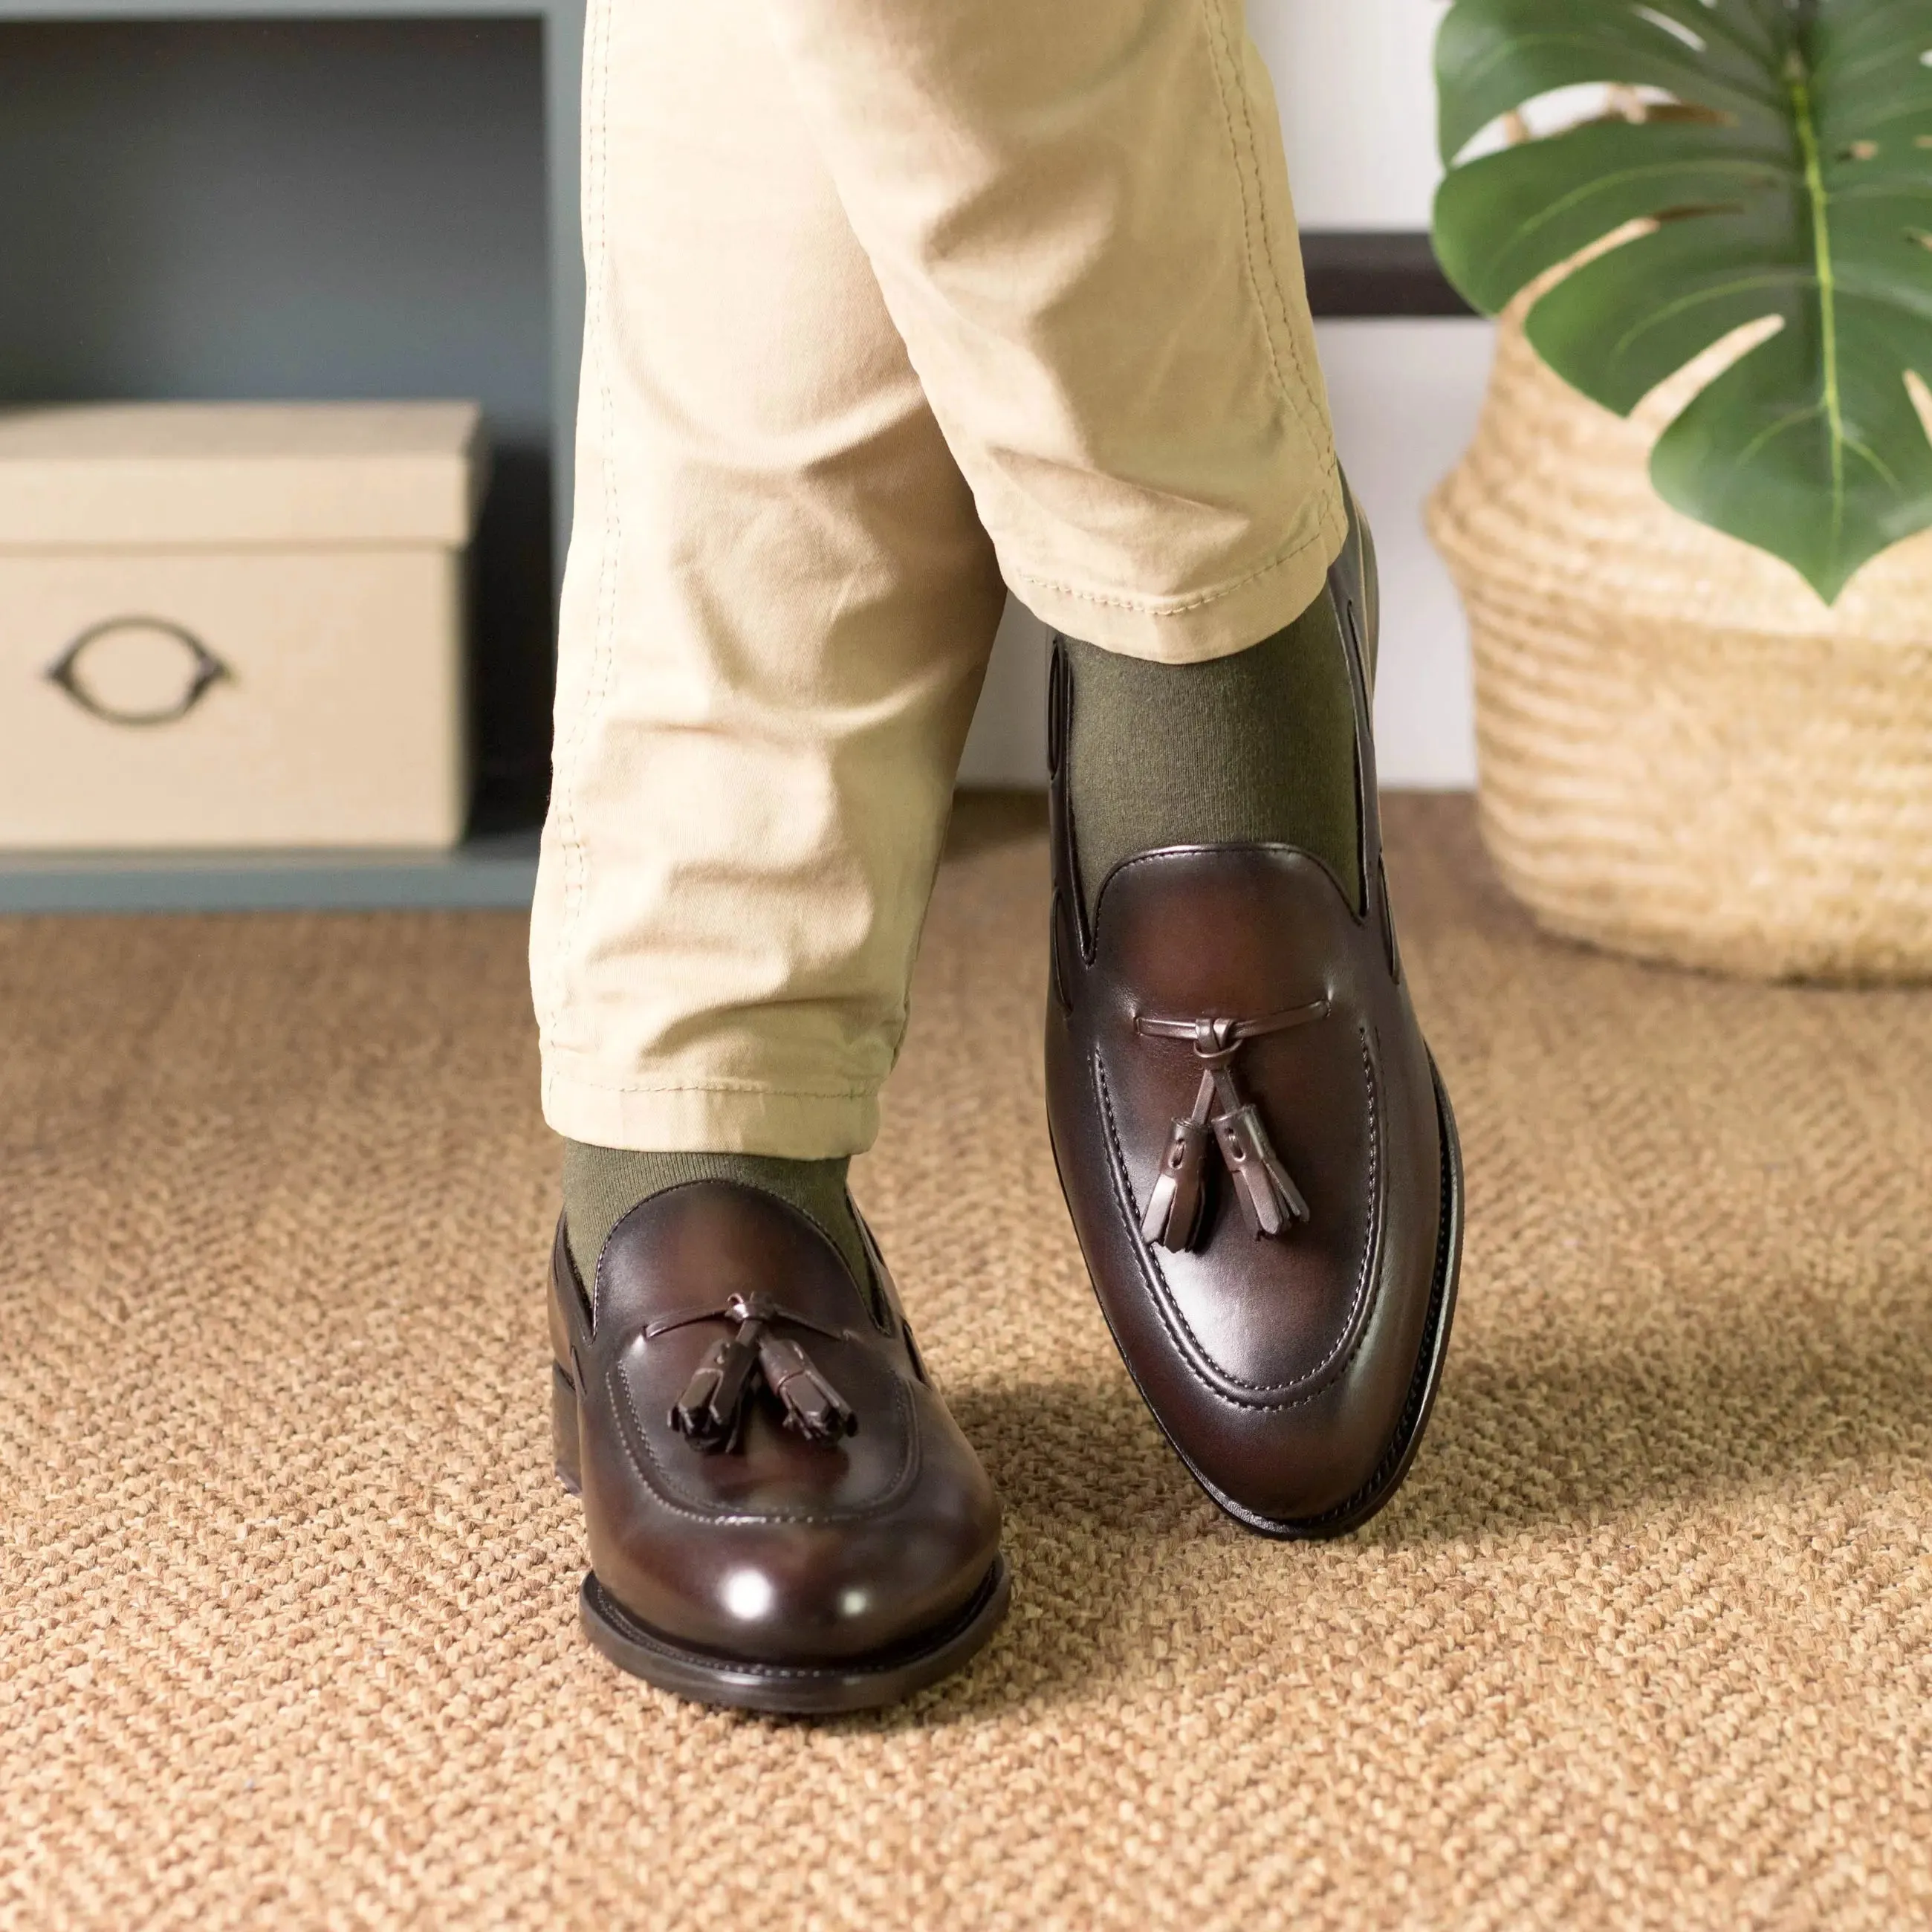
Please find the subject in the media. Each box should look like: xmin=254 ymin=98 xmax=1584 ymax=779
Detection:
xmin=1303 ymin=231 xmax=1474 ymax=319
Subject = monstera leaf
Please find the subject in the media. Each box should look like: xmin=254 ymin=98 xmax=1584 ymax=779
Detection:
xmin=1433 ymin=0 xmax=1932 ymax=601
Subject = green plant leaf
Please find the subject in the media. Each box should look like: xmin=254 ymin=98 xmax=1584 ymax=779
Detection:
xmin=1433 ymin=0 xmax=1932 ymax=600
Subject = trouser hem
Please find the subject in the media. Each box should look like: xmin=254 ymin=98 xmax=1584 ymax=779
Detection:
xmin=541 ymin=1067 xmax=881 ymax=1160
xmin=1012 ymin=476 xmax=1349 ymax=664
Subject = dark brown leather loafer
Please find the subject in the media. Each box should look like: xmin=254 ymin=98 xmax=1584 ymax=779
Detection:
xmin=549 ymin=1181 xmax=1008 ymax=1711
xmin=1043 ymin=508 xmax=1464 ymax=1538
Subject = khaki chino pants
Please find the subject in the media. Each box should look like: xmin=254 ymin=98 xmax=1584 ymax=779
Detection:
xmin=531 ymin=0 xmax=1345 ymax=1157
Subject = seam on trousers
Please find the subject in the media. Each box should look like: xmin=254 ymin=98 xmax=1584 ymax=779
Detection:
xmin=1196 ymin=0 xmax=1332 ymax=467
xmin=542 ymin=0 xmax=620 ymax=1041
xmin=1011 ymin=508 xmax=1337 ymax=616
xmin=881 ymin=804 xmax=958 ymax=1069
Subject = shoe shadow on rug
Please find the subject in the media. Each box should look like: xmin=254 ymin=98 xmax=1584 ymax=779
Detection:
xmin=944 ymin=1273 xmax=1932 ymax=1552
xmin=1367 ymin=1277 xmax=1932 ymax=1545
xmin=815 ymin=1377 xmax=1206 ymax=1727
xmin=855 ymin=1283 xmax=1932 ymax=1722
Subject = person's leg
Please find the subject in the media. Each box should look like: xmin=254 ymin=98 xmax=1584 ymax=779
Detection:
xmin=756 ymin=0 xmax=1461 ymax=1535
xmin=530 ymin=0 xmax=1008 ymax=1278
xmin=531 ymin=0 xmax=1011 ymax=1712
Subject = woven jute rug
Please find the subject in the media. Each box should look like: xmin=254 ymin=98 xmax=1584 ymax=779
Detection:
xmin=2 ymin=797 xmax=1928 ymax=1930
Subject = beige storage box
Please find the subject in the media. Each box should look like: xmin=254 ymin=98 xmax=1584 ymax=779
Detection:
xmin=0 ymin=401 xmax=486 ymax=850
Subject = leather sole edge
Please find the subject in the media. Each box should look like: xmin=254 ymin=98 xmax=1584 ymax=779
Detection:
xmin=577 ymin=1555 xmax=1012 ymax=1716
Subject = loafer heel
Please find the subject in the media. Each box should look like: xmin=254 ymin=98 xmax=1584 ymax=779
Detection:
xmin=551 ymin=1361 xmax=582 ymax=1495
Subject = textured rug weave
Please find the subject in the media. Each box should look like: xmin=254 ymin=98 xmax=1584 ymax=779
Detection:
xmin=2 ymin=797 xmax=1929 ymax=1930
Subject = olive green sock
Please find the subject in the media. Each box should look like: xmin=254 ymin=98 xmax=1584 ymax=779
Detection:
xmin=562 ymin=1143 xmax=869 ymax=1291
xmin=1064 ymin=537 xmax=1369 ymax=923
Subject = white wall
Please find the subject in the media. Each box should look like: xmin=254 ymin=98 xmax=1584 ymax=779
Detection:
xmin=1320 ymin=318 xmax=1488 ymax=786
xmin=1257 ymin=0 xmax=1451 ymax=231
xmin=957 ymin=0 xmax=1483 ymax=791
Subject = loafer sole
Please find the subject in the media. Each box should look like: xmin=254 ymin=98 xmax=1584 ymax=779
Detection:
xmin=1058 ymin=1051 xmax=1465 ymax=1541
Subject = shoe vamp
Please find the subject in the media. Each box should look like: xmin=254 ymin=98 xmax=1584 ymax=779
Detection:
xmin=1087 ymin=846 xmax=1386 ymax=1398
xmin=1095 ymin=1008 xmax=1379 ymax=1396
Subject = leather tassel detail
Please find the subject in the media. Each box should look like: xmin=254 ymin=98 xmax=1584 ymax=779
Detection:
xmin=758 ymin=1334 xmax=857 ymax=1444
xmin=653 ymin=1290 xmax=860 ymax=1454
xmin=671 ymin=1332 xmax=760 ymax=1449
xmin=1142 ymin=1072 xmax=1216 ymax=1251
xmin=1213 ymin=1101 xmax=1309 ymax=1238
xmin=1135 ymin=1000 xmax=1326 ymax=1253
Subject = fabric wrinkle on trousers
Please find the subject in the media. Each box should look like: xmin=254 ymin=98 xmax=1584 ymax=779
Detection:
xmin=531 ymin=0 xmax=1346 ymax=1158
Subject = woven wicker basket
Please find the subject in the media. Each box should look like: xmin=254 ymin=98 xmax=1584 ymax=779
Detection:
xmin=1428 ymin=302 xmax=1932 ymax=982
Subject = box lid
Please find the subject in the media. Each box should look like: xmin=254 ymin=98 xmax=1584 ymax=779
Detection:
xmin=0 ymin=402 xmax=487 ymax=551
